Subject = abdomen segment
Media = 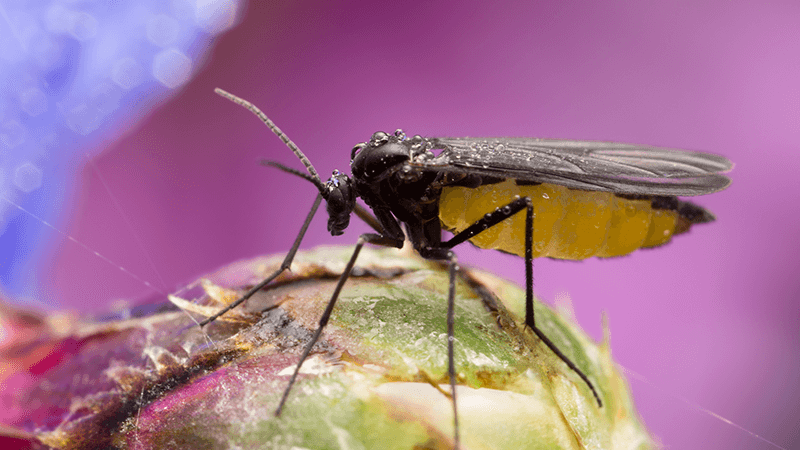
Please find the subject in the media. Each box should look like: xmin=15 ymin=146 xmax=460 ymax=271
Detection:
xmin=438 ymin=179 xmax=703 ymax=259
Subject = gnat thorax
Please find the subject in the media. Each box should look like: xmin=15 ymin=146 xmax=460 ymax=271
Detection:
xmin=351 ymin=131 xmax=410 ymax=182
xmin=324 ymin=170 xmax=356 ymax=236
xmin=350 ymin=129 xmax=435 ymax=182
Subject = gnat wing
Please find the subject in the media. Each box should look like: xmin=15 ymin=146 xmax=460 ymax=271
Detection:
xmin=422 ymin=137 xmax=733 ymax=196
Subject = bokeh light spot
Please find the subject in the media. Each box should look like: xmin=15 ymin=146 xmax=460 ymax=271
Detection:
xmin=152 ymin=48 xmax=192 ymax=89
xmin=14 ymin=163 xmax=42 ymax=193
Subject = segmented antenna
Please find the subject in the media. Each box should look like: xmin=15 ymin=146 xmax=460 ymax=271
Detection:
xmin=214 ymin=88 xmax=326 ymax=193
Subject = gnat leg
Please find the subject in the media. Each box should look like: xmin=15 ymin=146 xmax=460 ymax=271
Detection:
xmin=442 ymin=196 xmax=602 ymax=407
xmin=446 ymin=254 xmax=460 ymax=449
xmin=275 ymin=232 xmax=403 ymax=415
xmin=199 ymin=194 xmax=324 ymax=327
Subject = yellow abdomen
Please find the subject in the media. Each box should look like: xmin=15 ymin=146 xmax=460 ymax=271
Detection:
xmin=439 ymin=180 xmax=679 ymax=259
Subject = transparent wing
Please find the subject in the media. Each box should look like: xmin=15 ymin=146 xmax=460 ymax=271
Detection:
xmin=423 ymin=137 xmax=733 ymax=196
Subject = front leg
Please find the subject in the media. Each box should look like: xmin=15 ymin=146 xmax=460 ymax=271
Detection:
xmin=199 ymin=193 xmax=324 ymax=327
xmin=275 ymin=232 xmax=403 ymax=416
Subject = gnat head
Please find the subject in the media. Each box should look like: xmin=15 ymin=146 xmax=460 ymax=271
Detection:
xmin=214 ymin=88 xmax=356 ymax=236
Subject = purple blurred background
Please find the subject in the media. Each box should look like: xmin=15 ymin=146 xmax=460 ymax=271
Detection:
xmin=8 ymin=1 xmax=800 ymax=449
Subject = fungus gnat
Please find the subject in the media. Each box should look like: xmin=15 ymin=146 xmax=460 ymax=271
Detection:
xmin=203 ymin=88 xmax=733 ymax=449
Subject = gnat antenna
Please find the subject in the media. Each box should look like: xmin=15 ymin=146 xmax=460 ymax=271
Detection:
xmin=214 ymin=88 xmax=326 ymax=193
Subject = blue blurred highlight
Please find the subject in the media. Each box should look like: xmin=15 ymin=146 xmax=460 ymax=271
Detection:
xmin=0 ymin=0 xmax=241 ymax=304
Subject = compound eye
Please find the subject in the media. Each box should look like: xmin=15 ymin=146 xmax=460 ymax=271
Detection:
xmin=325 ymin=170 xmax=355 ymax=236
